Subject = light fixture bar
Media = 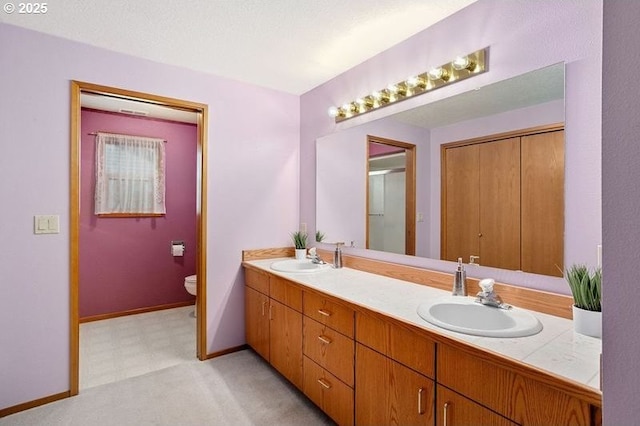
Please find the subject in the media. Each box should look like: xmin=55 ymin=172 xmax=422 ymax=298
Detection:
xmin=328 ymin=47 xmax=488 ymax=122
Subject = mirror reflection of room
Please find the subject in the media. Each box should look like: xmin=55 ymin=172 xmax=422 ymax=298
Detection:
xmin=317 ymin=63 xmax=565 ymax=277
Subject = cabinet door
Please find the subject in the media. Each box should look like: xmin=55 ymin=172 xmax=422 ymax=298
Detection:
xmin=478 ymin=137 xmax=521 ymax=270
xmin=521 ymin=130 xmax=564 ymax=276
xmin=437 ymin=385 xmax=518 ymax=426
xmin=245 ymin=286 xmax=269 ymax=361
xmin=443 ymin=143 xmax=480 ymax=262
xmin=270 ymin=299 xmax=303 ymax=390
xmin=356 ymin=344 xmax=434 ymax=426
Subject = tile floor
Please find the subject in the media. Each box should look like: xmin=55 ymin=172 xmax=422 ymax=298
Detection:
xmin=79 ymin=305 xmax=197 ymax=389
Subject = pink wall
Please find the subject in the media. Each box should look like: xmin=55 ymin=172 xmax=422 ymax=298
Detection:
xmin=602 ymin=1 xmax=640 ymax=423
xmin=79 ymin=109 xmax=197 ymax=318
xmin=0 ymin=23 xmax=299 ymax=410
xmin=301 ymin=1 xmax=602 ymax=294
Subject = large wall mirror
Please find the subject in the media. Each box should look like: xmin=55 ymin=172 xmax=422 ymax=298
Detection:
xmin=316 ymin=63 xmax=565 ymax=276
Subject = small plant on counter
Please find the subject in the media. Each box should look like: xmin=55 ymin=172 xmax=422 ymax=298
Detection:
xmin=291 ymin=231 xmax=308 ymax=249
xmin=565 ymin=264 xmax=601 ymax=312
xmin=315 ymin=230 xmax=325 ymax=243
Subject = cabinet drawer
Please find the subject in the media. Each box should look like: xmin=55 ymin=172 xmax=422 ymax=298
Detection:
xmin=438 ymin=344 xmax=593 ymax=425
xmin=245 ymin=268 xmax=269 ymax=294
xmin=270 ymin=276 xmax=302 ymax=312
xmin=356 ymin=310 xmax=435 ymax=379
xmin=303 ymin=317 xmax=354 ymax=387
xmin=303 ymin=356 xmax=354 ymax=426
xmin=436 ymin=385 xmax=517 ymax=426
xmin=303 ymin=291 xmax=354 ymax=338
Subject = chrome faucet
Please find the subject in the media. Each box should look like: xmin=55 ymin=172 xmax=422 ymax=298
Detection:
xmin=307 ymin=247 xmax=326 ymax=264
xmin=475 ymin=278 xmax=512 ymax=310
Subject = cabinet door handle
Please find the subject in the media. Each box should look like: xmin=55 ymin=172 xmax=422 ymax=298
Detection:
xmin=418 ymin=388 xmax=425 ymax=415
xmin=443 ymin=402 xmax=450 ymax=426
xmin=317 ymin=308 xmax=332 ymax=317
xmin=317 ymin=378 xmax=332 ymax=389
xmin=269 ymin=304 xmax=273 ymax=320
xmin=317 ymin=335 xmax=332 ymax=344
xmin=261 ymin=301 xmax=266 ymax=316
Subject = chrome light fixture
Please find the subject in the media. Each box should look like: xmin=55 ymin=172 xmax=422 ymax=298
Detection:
xmin=328 ymin=47 xmax=488 ymax=122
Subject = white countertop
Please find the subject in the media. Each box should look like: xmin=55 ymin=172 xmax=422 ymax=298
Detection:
xmin=245 ymin=258 xmax=602 ymax=392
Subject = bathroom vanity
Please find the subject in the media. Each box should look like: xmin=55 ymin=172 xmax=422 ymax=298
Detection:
xmin=242 ymin=249 xmax=602 ymax=426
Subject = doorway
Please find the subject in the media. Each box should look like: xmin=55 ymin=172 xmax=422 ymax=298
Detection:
xmin=69 ymin=81 xmax=209 ymax=395
xmin=366 ymin=135 xmax=416 ymax=255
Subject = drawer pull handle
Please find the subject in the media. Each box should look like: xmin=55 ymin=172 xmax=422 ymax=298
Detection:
xmin=318 ymin=309 xmax=332 ymax=317
xmin=317 ymin=378 xmax=332 ymax=389
xmin=317 ymin=335 xmax=332 ymax=344
xmin=418 ymin=387 xmax=424 ymax=415
xmin=443 ymin=402 xmax=450 ymax=426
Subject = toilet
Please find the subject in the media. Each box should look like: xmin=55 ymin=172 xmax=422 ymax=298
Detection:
xmin=184 ymin=274 xmax=197 ymax=296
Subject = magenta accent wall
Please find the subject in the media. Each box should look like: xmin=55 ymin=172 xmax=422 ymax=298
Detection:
xmin=79 ymin=109 xmax=197 ymax=318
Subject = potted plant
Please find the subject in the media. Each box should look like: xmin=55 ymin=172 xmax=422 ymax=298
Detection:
xmin=315 ymin=230 xmax=325 ymax=243
xmin=291 ymin=231 xmax=308 ymax=260
xmin=565 ymin=264 xmax=602 ymax=338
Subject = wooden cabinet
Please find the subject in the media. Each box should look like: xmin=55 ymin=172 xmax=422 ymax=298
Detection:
xmin=302 ymin=291 xmax=355 ymax=425
xmin=355 ymin=310 xmax=436 ymax=425
xmin=441 ymin=127 xmax=564 ymax=276
xmin=245 ymin=285 xmax=269 ymax=360
xmin=437 ymin=343 xmax=594 ymax=425
xmin=244 ymin=268 xmax=303 ymax=390
xmin=356 ymin=344 xmax=435 ymax=426
xmin=436 ymin=385 xmax=517 ymax=426
xmin=244 ymin=264 xmax=600 ymax=426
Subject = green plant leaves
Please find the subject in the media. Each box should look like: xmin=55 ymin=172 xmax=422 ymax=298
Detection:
xmin=566 ymin=264 xmax=601 ymax=312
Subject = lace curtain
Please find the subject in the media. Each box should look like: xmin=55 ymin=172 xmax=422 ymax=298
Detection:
xmin=94 ymin=132 xmax=166 ymax=215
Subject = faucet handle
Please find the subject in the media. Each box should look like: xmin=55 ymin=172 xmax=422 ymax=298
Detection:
xmin=479 ymin=278 xmax=495 ymax=293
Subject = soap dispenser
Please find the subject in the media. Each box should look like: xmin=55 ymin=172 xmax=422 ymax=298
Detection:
xmin=452 ymin=257 xmax=467 ymax=296
xmin=333 ymin=242 xmax=344 ymax=269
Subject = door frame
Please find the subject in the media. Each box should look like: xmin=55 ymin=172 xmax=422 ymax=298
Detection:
xmin=366 ymin=135 xmax=416 ymax=255
xmin=69 ymin=81 xmax=209 ymax=395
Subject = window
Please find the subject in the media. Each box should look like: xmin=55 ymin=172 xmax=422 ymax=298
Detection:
xmin=94 ymin=132 xmax=166 ymax=216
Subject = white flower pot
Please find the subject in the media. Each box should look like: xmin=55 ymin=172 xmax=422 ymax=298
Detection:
xmin=572 ymin=305 xmax=602 ymax=338
xmin=294 ymin=248 xmax=307 ymax=260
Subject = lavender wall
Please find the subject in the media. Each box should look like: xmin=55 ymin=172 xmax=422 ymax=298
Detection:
xmin=0 ymin=23 xmax=299 ymax=410
xmin=602 ymin=1 xmax=640 ymax=423
xmin=79 ymin=109 xmax=197 ymax=318
xmin=301 ymin=0 xmax=602 ymax=294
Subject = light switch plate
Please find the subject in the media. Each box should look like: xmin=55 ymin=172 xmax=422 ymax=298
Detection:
xmin=34 ymin=215 xmax=60 ymax=234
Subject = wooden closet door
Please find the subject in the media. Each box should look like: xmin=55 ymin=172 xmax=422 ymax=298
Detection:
xmin=443 ymin=144 xmax=480 ymax=262
xmin=521 ymin=130 xmax=564 ymax=276
xmin=478 ymin=138 xmax=521 ymax=271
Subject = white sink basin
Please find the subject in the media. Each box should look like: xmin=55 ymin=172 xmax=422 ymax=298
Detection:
xmin=270 ymin=259 xmax=330 ymax=273
xmin=417 ymin=296 xmax=542 ymax=338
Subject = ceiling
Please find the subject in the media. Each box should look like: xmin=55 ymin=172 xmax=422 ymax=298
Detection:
xmin=1 ymin=0 xmax=476 ymax=95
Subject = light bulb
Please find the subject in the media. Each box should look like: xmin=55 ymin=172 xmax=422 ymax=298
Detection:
xmin=452 ymin=56 xmax=475 ymax=71
xmin=327 ymin=106 xmax=339 ymax=117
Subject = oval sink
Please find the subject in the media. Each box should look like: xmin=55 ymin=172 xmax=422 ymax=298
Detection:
xmin=417 ymin=296 xmax=542 ymax=338
xmin=270 ymin=259 xmax=330 ymax=273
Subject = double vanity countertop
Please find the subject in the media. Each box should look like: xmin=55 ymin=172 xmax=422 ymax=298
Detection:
xmin=244 ymin=257 xmax=602 ymax=393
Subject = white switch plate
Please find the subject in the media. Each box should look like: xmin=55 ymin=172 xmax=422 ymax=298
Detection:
xmin=34 ymin=215 xmax=60 ymax=234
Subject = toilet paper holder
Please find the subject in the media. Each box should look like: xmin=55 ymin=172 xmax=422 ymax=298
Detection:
xmin=171 ymin=240 xmax=185 ymax=255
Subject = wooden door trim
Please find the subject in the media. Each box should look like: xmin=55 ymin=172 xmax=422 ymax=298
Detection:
xmin=366 ymin=135 xmax=416 ymax=255
xmin=70 ymin=81 xmax=209 ymax=396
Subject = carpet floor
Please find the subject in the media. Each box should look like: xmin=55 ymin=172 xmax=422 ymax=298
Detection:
xmin=1 ymin=350 xmax=335 ymax=426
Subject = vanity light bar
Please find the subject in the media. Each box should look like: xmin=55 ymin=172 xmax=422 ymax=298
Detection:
xmin=328 ymin=48 xmax=488 ymax=122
